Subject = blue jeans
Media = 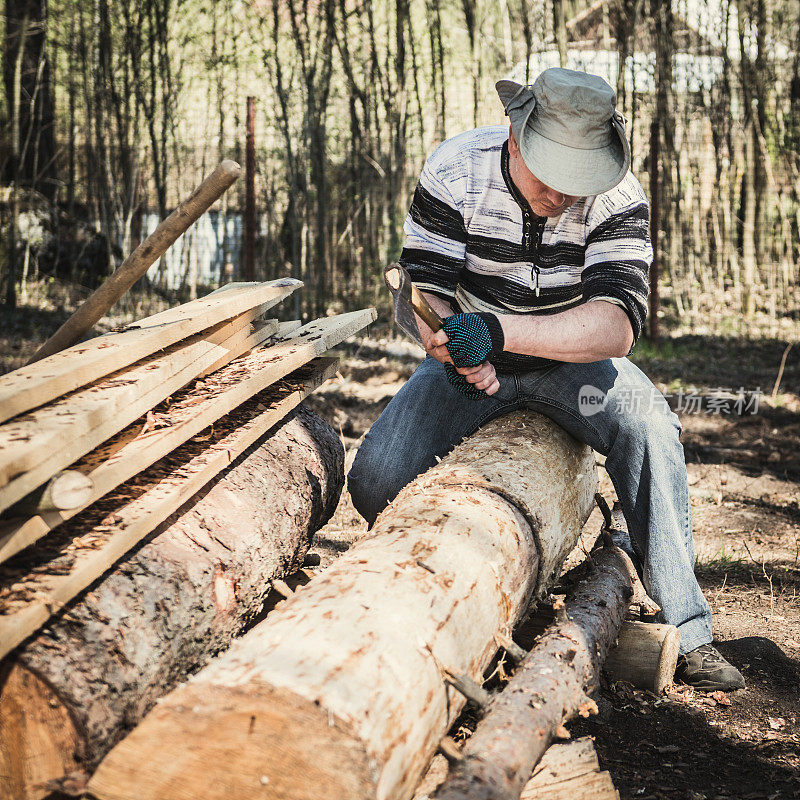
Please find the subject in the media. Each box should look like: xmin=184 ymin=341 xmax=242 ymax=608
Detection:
xmin=348 ymin=356 xmax=712 ymax=654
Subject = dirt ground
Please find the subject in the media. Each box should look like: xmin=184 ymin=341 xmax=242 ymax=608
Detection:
xmin=303 ymin=331 xmax=800 ymax=800
xmin=1 ymin=295 xmax=798 ymax=800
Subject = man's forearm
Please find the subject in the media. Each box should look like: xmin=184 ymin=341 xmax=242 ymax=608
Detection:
xmin=499 ymin=300 xmax=634 ymax=362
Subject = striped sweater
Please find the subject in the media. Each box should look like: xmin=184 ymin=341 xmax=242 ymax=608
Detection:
xmin=399 ymin=126 xmax=652 ymax=371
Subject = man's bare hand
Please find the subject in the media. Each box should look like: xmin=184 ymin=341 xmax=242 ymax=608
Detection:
xmin=425 ymin=328 xmax=454 ymax=365
xmin=454 ymin=361 xmax=500 ymax=396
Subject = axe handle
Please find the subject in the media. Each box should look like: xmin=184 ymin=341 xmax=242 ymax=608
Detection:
xmin=410 ymin=284 xmax=444 ymax=332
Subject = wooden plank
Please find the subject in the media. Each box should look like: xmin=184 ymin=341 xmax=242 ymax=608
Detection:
xmin=0 ymin=357 xmax=342 ymax=661
xmin=28 ymin=162 xmax=244 ymax=364
xmin=0 ymin=310 xmax=373 ymax=563
xmin=196 ymin=317 xmax=277 ymax=378
xmin=0 ymin=279 xmax=301 ymax=425
xmin=0 ymin=310 xmax=281 ymax=514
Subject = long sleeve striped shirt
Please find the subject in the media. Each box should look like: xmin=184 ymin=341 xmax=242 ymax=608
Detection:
xmin=399 ymin=126 xmax=652 ymax=371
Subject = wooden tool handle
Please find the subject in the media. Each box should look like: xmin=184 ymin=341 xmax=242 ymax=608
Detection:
xmin=410 ymin=284 xmax=444 ymax=332
xmin=28 ymin=161 xmax=242 ymax=364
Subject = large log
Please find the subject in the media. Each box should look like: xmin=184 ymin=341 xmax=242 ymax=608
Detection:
xmin=87 ymin=412 xmax=597 ymax=800
xmin=0 ymin=403 xmax=344 ymax=800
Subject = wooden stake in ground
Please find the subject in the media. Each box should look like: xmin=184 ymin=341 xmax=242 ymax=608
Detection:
xmin=28 ymin=161 xmax=242 ymax=364
xmin=0 ymin=394 xmax=344 ymax=800
xmin=88 ymin=412 xmax=597 ymax=800
xmin=433 ymin=542 xmax=634 ymax=800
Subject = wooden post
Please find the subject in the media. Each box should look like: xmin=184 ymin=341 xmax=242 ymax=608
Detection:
xmin=244 ymin=97 xmax=257 ymax=281
xmin=87 ymin=412 xmax=597 ymax=800
xmin=27 ymin=161 xmax=242 ymax=364
xmin=648 ymin=118 xmax=661 ymax=343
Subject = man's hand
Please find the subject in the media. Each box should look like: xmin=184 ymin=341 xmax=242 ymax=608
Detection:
xmin=424 ymin=327 xmax=453 ymax=365
xmin=454 ymin=360 xmax=500 ymax=395
xmin=429 ymin=328 xmax=500 ymax=396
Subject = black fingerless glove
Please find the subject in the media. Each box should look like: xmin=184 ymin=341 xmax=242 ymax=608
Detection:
xmin=442 ymin=312 xmax=505 ymax=367
xmin=444 ymin=363 xmax=486 ymax=399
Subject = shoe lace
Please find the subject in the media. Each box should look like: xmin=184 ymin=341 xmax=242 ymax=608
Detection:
xmin=696 ymin=644 xmax=727 ymax=666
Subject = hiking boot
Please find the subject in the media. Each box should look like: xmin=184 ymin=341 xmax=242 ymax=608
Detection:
xmin=675 ymin=643 xmax=746 ymax=691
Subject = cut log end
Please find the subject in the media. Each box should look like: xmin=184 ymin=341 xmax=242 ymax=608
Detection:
xmin=0 ymin=664 xmax=82 ymax=800
xmin=45 ymin=471 xmax=94 ymax=511
xmin=604 ymin=620 xmax=681 ymax=694
xmin=218 ymin=159 xmax=242 ymax=180
xmin=87 ymin=684 xmax=373 ymax=800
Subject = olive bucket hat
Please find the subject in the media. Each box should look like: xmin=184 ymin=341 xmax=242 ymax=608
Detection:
xmin=496 ymin=67 xmax=631 ymax=196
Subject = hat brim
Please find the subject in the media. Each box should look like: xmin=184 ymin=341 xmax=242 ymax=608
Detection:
xmin=518 ymin=117 xmax=630 ymax=196
xmin=496 ymin=79 xmax=631 ymax=196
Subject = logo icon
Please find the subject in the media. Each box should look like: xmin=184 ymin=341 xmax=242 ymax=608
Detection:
xmin=578 ymin=384 xmax=607 ymax=416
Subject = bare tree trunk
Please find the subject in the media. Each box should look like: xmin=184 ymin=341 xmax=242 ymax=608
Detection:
xmin=553 ymin=0 xmax=567 ymax=67
xmin=3 ymin=0 xmax=57 ymax=200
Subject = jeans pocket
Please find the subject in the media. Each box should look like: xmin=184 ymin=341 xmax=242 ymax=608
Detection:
xmin=493 ymin=373 xmax=518 ymax=404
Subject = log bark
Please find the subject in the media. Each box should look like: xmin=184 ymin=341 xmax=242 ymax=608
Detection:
xmin=433 ymin=543 xmax=633 ymax=800
xmin=517 ymin=612 xmax=680 ymax=695
xmin=87 ymin=411 xmax=597 ymax=800
xmin=604 ymin=621 xmax=679 ymax=694
xmin=0 ymin=405 xmax=344 ymax=800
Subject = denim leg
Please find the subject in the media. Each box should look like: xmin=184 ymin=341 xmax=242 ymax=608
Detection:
xmin=515 ymin=357 xmax=712 ymax=654
xmin=348 ymin=357 xmax=519 ymax=526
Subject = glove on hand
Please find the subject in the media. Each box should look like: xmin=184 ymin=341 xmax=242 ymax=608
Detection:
xmin=444 ymin=363 xmax=486 ymax=399
xmin=442 ymin=312 xmax=504 ymax=367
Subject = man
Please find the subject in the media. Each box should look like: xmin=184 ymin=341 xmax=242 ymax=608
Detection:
xmin=348 ymin=68 xmax=744 ymax=691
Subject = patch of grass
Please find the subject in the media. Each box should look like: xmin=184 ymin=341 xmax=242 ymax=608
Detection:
xmin=696 ymin=546 xmax=747 ymax=572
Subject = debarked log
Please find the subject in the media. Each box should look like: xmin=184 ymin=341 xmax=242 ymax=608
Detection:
xmin=87 ymin=411 xmax=597 ymax=800
xmin=0 ymin=405 xmax=344 ymax=800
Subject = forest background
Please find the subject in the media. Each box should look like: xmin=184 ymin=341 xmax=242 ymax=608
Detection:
xmin=1 ymin=0 xmax=799 ymax=337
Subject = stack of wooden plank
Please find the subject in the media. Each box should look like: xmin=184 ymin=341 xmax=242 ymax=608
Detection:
xmin=0 ymin=279 xmax=375 ymax=663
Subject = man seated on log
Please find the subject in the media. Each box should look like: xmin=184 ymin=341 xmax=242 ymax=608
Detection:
xmin=348 ymin=67 xmax=745 ymax=692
